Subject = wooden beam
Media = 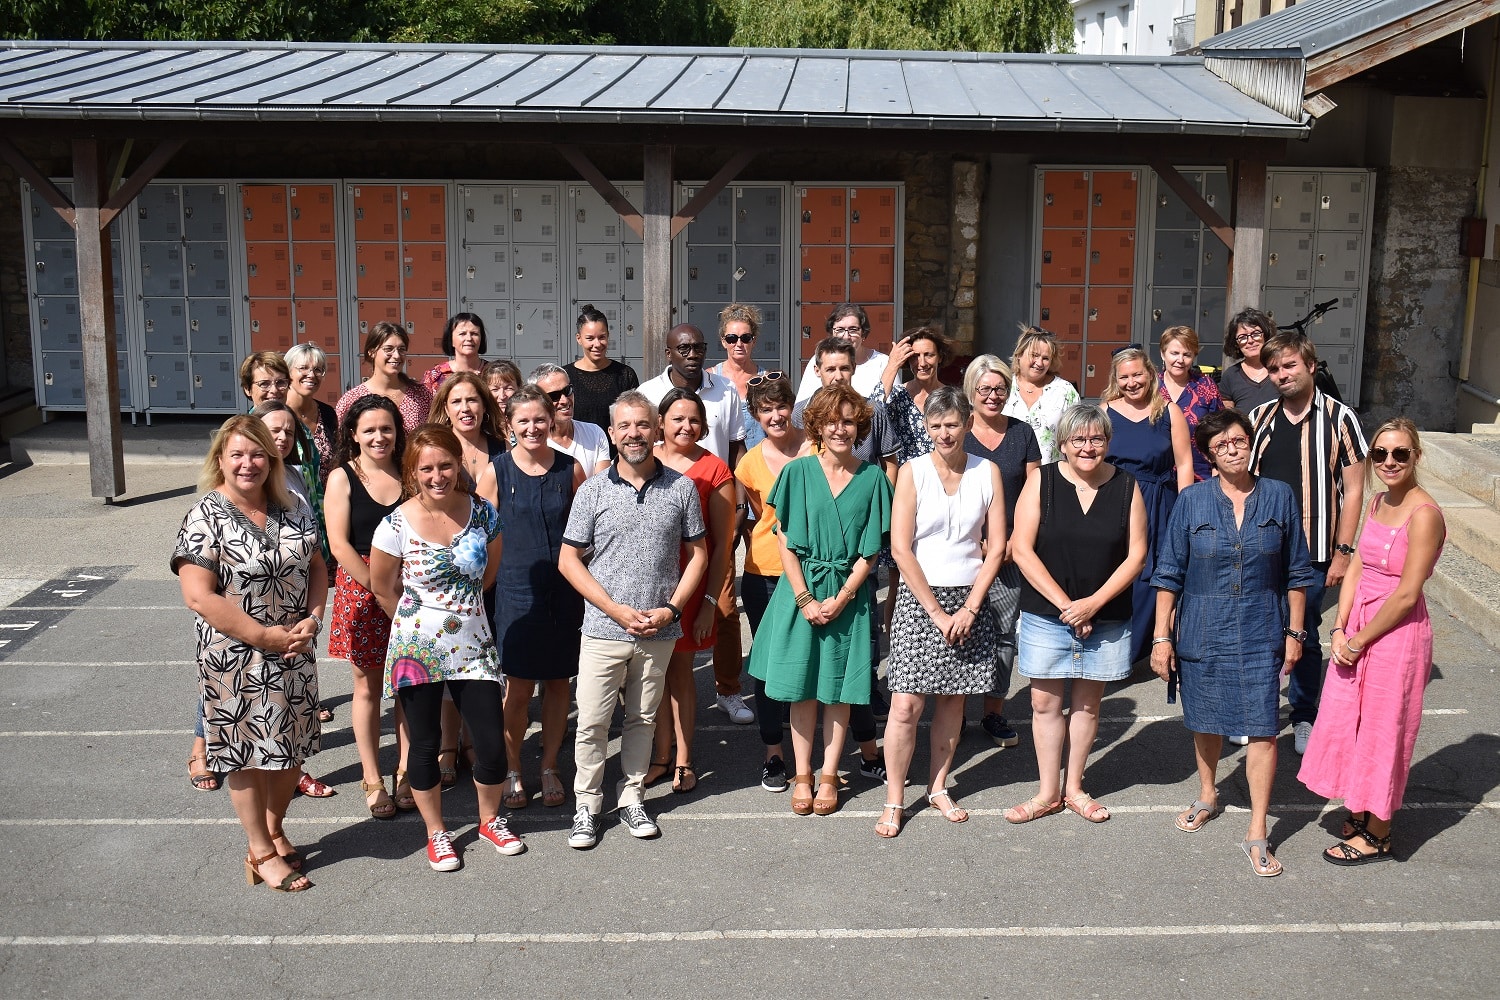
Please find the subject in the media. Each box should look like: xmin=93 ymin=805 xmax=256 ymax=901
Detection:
xmin=1226 ymin=159 xmax=1268 ymax=321
xmin=671 ymin=149 xmax=756 ymax=238
xmin=1151 ymin=160 xmax=1235 ymax=250
xmin=556 ymin=143 xmax=644 ymax=238
xmin=642 ymin=145 xmax=674 ymax=374
xmin=0 ymin=136 xmax=75 ymax=230
xmin=108 ymin=139 xmax=133 ymax=196
xmin=71 ymin=138 xmax=126 ymax=500
xmin=1305 ymin=0 xmax=1499 ymax=92
xmin=99 ymin=139 xmax=184 ymax=229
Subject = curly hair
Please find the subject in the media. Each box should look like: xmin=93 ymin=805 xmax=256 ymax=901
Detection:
xmin=333 ymin=393 xmax=407 ymax=473
xmin=802 ymin=383 xmax=873 ymax=449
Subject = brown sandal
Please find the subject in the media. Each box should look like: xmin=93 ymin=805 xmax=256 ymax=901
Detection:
xmin=187 ymin=753 xmax=218 ymax=792
xmin=362 ymin=778 xmax=396 ymax=820
xmin=392 ymin=770 xmax=417 ymax=811
xmin=790 ymin=774 xmax=815 ymax=815
xmin=813 ymin=772 xmax=840 ymax=815
xmin=269 ymin=827 xmax=302 ymax=870
xmin=245 ymin=849 xmax=311 ymax=892
xmin=540 ymin=768 xmax=566 ymax=808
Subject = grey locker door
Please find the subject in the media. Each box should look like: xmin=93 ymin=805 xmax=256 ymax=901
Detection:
xmin=40 ymin=351 xmax=86 ymax=406
xmin=511 ymin=245 xmax=560 ymax=300
xmin=1198 ymin=238 xmax=1228 ymax=290
xmin=29 ymin=191 xmax=76 ymax=240
xmin=1153 ymin=172 xmax=1203 ymax=230
xmin=574 ymin=245 xmax=623 ymax=302
xmin=1303 ymin=290 xmax=1361 ymax=347
xmin=32 ymin=240 xmax=78 ymax=296
xmin=1313 ymin=232 xmax=1363 ymax=288
xmin=510 ymin=186 xmax=559 ymax=245
xmin=620 ymin=243 xmax=642 ymax=300
xmin=35 ymin=296 xmax=83 ymax=351
xmin=142 ymin=297 xmax=189 ymax=353
xmin=1262 ymin=287 xmax=1311 ymax=329
xmin=683 ymin=189 xmax=733 ymax=242
xmin=513 ymin=302 xmax=561 ymax=360
xmin=146 ymin=353 xmax=193 ymax=409
xmin=1317 ymin=173 xmax=1371 ymax=232
xmin=736 ymin=246 xmax=782 ymax=302
xmin=1196 ymin=285 xmax=1226 ymax=368
xmin=1151 ymin=287 xmax=1198 ymax=341
xmin=185 ymin=242 xmax=232 ymax=297
xmin=188 ymin=299 xmax=236 ymax=353
xmin=463 ymin=185 xmax=510 ymax=243
xmin=462 ymin=244 xmax=510 ymax=301
xmin=467 ymin=302 xmax=512 ymax=357
xmin=570 ymin=184 xmax=643 ymax=245
xmin=685 ymin=245 xmax=734 ymax=302
xmin=139 ymin=242 xmax=185 ymax=297
xmin=752 ymin=303 xmax=782 ymax=363
xmin=1152 ymin=231 xmax=1199 ymax=287
xmin=136 ymin=184 xmax=183 ymax=241
xmin=735 ymin=187 xmax=783 ymax=244
xmin=191 ymin=354 xmax=239 ymax=410
xmin=1265 ymin=231 xmax=1314 ymax=287
xmin=182 ymin=184 xmax=230 ymax=241
xmin=619 ymin=301 xmax=644 ymax=363
xmin=1269 ymin=173 xmax=1318 ymax=230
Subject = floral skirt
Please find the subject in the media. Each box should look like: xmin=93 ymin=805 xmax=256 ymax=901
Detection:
xmin=328 ymin=556 xmax=392 ymax=673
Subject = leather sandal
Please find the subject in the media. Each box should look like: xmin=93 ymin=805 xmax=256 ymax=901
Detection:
xmin=437 ymin=747 xmax=459 ymax=789
xmin=1242 ymin=838 xmax=1283 ymax=876
xmin=269 ymin=827 xmax=302 ymax=870
xmin=875 ymin=802 xmax=904 ymax=838
xmin=813 ymin=772 xmax=840 ymax=815
xmin=296 ymin=772 xmax=336 ymax=798
xmin=1064 ymin=791 xmax=1110 ymax=823
xmin=790 ymin=774 xmax=815 ymax=815
xmin=645 ymin=755 xmax=672 ymax=787
xmin=362 ymin=777 xmax=396 ymax=820
xmin=672 ymin=763 xmax=697 ymax=794
xmin=392 ymin=770 xmax=417 ymax=811
xmin=540 ymin=768 xmax=566 ymax=808
xmin=502 ymin=771 xmax=528 ymax=810
xmin=1324 ymin=826 xmax=1394 ymax=866
xmin=187 ymin=753 xmax=218 ymax=792
xmin=927 ymin=788 xmax=969 ymax=824
xmin=245 ymin=849 xmax=311 ymax=892
xmin=1005 ymin=796 xmax=1064 ymax=824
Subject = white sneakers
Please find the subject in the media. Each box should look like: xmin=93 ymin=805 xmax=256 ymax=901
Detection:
xmin=715 ymin=693 xmax=754 ymax=725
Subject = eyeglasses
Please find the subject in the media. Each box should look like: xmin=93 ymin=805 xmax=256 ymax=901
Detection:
xmin=974 ymin=384 xmax=1009 ymax=399
xmin=672 ymin=343 xmax=708 ymax=356
xmin=1066 ymin=435 xmax=1108 ymax=449
xmin=722 ymin=333 xmax=756 ymax=345
xmin=747 ymin=371 xmax=785 ymax=388
xmin=830 ymin=324 xmax=863 ymax=336
xmin=291 ymin=365 xmax=326 ymax=376
xmin=253 ymin=379 xmax=291 ymax=392
xmin=1235 ymin=330 xmax=1265 ymax=345
xmin=1369 ymin=446 xmax=1413 ymax=464
xmin=378 ymin=345 xmax=406 ymax=356
xmin=545 ymin=385 xmax=575 ymax=403
xmin=1212 ymin=436 xmax=1252 ymax=456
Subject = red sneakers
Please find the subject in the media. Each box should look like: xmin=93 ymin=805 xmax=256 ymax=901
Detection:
xmin=478 ymin=816 xmax=527 ymax=856
xmin=426 ymin=829 xmax=461 ymax=871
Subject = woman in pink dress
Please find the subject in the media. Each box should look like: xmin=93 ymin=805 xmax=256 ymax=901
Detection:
xmin=1298 ymin=417 xmax=1445 ymax=865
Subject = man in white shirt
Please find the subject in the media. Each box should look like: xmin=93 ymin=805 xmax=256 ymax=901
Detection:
xmin=639 ymin=324 xmax=747 ymax=468
xmin=793 ymin=303 xmax=891 ymax=402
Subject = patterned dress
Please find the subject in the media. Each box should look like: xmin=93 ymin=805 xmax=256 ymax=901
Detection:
xmin=1159 ymin=371 xmax=1223 ymax=481
xmin=1003 ymin=376 xmax=1081 ymax=464
xmin=372 ymin=497 xmax=503 ymax=698
xmin=872 ymin=382 xmax=935 ymax=464
xmin=171 ymin=491 xmax=321 ymax=772
xmin=336 ymin=380 xmax=435 ymax=435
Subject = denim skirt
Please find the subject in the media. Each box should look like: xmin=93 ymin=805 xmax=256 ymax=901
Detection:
xmin=1017 ymin=612 xmax=1132 ymax=683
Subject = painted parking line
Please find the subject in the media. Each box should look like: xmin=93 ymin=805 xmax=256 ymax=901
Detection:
xmin=0 ymin=660 xmax=196 ymax=667
xmin=4 ymin=919 xmax=1499 ymax=948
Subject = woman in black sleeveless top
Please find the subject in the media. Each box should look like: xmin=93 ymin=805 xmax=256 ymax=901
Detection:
xmin=325 ymin=394 xmax=410 ymax=820
xmin=1006 ymin=403 xmax=1147 ymax=826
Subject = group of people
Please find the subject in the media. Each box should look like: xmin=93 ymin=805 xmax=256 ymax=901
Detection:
xmin=176 ymin=300 xmax=1443 ymax=891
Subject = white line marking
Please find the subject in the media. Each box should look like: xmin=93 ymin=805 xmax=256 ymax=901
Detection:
xmin=1 ymin=606 xmax=183 ymax=612
xmin=4 ymin=920 xmax=1499 ymax=947
xmin=0 ymin=661 xmax=196 ymax=667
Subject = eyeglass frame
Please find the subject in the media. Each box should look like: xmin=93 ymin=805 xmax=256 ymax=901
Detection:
xmin=252 ymin=379 xmax=292 ymax=392
xmin=1211 ymin=435 xmax=1252 ymax=456
xmin=671 ymin=342 xmax=708 ymax=356
xmin=721 ymin=333 xmax=756 ymax=345
xmin=1369 ymin=446 xmax=1413 ymax=464
xmin=746 ymin=371 xmax=785 ymax=388
xmin=1065 ymin=435 xmax=1108 ymax=449
xmin=974 ymin=384 xmax=1009 ymax=399
xmin=545 ymin=385 xmax=575 ymax=403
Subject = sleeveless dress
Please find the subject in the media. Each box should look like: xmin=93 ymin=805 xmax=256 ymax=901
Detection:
xmin=490 ymin=450 xmax=582 ymax=680
xmin=674 ymin=450 xmax=735 ymax=653
xmin=1105 ymin=406 xmax=1177 ymax=663
xmin=1298 ymin=496 xmax=1445 ymax=822
xmin=328 ymin=462 xmax=400 ymax=673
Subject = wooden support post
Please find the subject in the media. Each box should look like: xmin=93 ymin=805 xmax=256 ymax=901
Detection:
xmin=642 ymin=144 xmax=674 ymax=374
xmin=72 ymin=139 xmax=126 ymax=499
xmin=1150 ymin=159 xmax=1235 ymax=250
xmin=1227 ymin=159 xmax=1268 ymax=319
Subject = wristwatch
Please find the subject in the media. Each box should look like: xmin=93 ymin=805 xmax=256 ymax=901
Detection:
xmin=1284 ymin=626 xmax=1309 ymax=642
xmin=1335 ymin=543 xmax=1356 ymax=556
xmin=665 ymin=602 xmax=682 ymax=623
xmin=703 ymin=593 xmax=718 ymax=609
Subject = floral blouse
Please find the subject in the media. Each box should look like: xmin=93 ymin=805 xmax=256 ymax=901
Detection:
xmin=871 ymin=381 xmax=935 ymax=464
xmin=1003 ymin=376 xmax=1081 ymax=464
xmin=371 ymin=497 xmax=502 ymax=698
xmin=1159 ymin=371 xmax=1224 ymax=481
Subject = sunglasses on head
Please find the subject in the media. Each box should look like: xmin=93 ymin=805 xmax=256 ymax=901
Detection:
xmin=545 ymin=385 xmax=574 ymax=403
xmin=1111 ymin=343 xmax=1144 ymax=357
xmin=1369 ymin=446 xmax=1412 ymax=464
xmin=747 ymin=371 xmax=785 ymax=388
xmin=722 ymin=333 xmax=756 ymax=345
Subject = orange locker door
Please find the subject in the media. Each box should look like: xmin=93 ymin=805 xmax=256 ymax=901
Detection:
xmin=1084 ymin=342 xmax=1132 ymax=399
xmin=289 ymin=184 xmax=337 ymax=242
xmin=1041 ymin=171 xmax=1089 ymax=229
xmin=403 ymin=300 xmax=449 ymax=355
xmin=1039 ymin=287 xmax=1085 ymax=340
xmin=863 ymin=304 xmax=896 ymax=355
xmin=1088 ymin=230 xmax=1136 ymax=286
xmin=848 ymin=246 xmax=896 ymax=303
xmin=291 ymin=242 xmax=338 ymax=298
xmin=402 ymin=243 xmax=448 ymax=299
xmin=799 ymin=303 xmax=835 ymax=361
xmin=401 ymin=185 xmax=447 ymax=242
xmin=355 ymin=243 xmax=401 ymax=299
xmin=352 ymin=185 xmax=399 ymax=242
xmin=248 ymin=299 xmax=294 ymax=350
xmin=245 ymin=242 xmax=291 ymax=298
xmin=1055 ymin=341 xmax=1085 ymax=391
xmin=293 ymin=299 xmax=340 ymax=343
xmin=357 ymin=298 xmax=402 ymax=336
xmin=799 ymin=247 xmax=846 ymax=302
xmin=799 ymin=187 xmax=846 ymax=245
xmin=848 ymin=187 xmax=897 ymax=245
xmin=241 ymin=185 xmax=288 ymax=242
xmin=1091 ymin=170 xmax=1139 ymax=229
xmin=1087 ymin=288 xmax=1135 ymax=342
xmin=1039 ymin=229 xmax=1086 ymax=285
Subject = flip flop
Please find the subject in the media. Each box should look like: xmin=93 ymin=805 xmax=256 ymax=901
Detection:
xmin=1242 ymin=838 xmax=1283 ymax=877
xmin=1174 ymin=799 xmax=1220 ymax=833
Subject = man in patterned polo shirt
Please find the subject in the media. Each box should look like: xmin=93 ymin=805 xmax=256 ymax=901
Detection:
xmin=558 ymin=390 xmax=708 ymax=848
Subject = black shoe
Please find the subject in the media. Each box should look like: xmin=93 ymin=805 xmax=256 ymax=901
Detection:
xmin=568 ymin=807 xmax=599 ymax=849
xmin=982 ymin=713 xmax=1020 ymax=748
xmin=868 ymin=688 xmax=889 ymax=722
xmin=760 ymin=755 xmax=789 ymax=793
xmin=858 ymin=755 xmax=888 ymax=782
xmin=618 ymin=803 xmax=659 ymax=839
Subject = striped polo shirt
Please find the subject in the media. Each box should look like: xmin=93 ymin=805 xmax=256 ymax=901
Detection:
xmin=1248 ymin=390 xmax=1367 ymax=563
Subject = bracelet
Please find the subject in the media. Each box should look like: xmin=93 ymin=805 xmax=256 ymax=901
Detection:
xmin=959 ymin=606 xmax=978 ymax=616
xmin=1151 ymin=636 xmax=1174 ymax=646
xmin=795 ymin=591 xmax=814 ymax=609
xmin=704 ymin=593 xmax=717 ymax=609
xmin=1331 ymin=627 xmax=1344 ymax=636
xmin=1344 ymin=636 xmax=1364 ymax=654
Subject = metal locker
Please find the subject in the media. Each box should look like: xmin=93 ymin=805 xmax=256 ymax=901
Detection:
xmin=1199 ymin=238 xmax=1227 ymax=290
xmin=40 ymin=351 xmax=85 ymax=406
xmin=191 ymin=354 xmax=239 ymax=410
xmin=34 ymin=296 xmax=84 ymax=351
xmin=402 ymin=243 xmax=448 ymax=299
xmin=736 ymin=187 xmax=782 ymax=244
xmin=1265 ymin=231 xmax=1314 ymax=287
xmin=1317 ymin=173 xmax=1369 ymax=232
xmin=1152 ymin=231 xmax=1199 ymax=286
xmin=575 ymin=245 xmax=623 ymax=301
xmin=465 ymin=301 xmax=512 ymax=355
xmin=1087 ymin=230 xmax=1136 ymax=286
xmin=352 ymin=185 xmax=400 ymax=242
xmin=146 ymin=353 xmax=193 ymax=408
xmin=188 ymin=299 xmax=235 ymax=353
xmin=1151 ymin=287 xmax=1197 ymax=336
xmin=240 ymin=184 xmax=288 ymax=241
xmin=463 ymin=185 xmax=510 ymax=243
xmin=292 ymin=242 xmax=339 ymax=298
xmin=32 ymin=240 xmax=78 ymax=295
xmin=510 ymin=186 xmax=559 ymax=244
xmin=513 ymin=302 xmax=560 ymax=357
xmin=847 ymin=246 xmax=894 ymax=303
xmin=1153 ymin=173 xmax=1202 ymax=231
xmin=1197 ymin=285 xmax=1226 ymax=365
xmin=619 ymin=301 xmax=643 ymax=361
xmin=799 ymin=247 xmax=845 ymax=301
xmin=463 ymin=244 xmax=510 ymax=300
xmin=848 ymin=187 xmax=897 ymax=245
xmin=1269 ymin=173 xmax=1318 ymax=230
xmin=799 ymin=187 xmax=846 ymax=245
xmin=401 ymin=185 xmax=447 ymax=242
xmin=511 ymin=245 xmax=559 ymax=300
xmin=686 ymin=245 xmax=734 ymax=301
xmin=355 ymin=243 xmax=401 ymax=299
xmin=249 ymin=299 xmax=295 ymax=347
xmin=752 ymin=302 xmax=781 ymax=362
xmin=683 ymin=188 xmax=733 ymax=242
xmin=182 ymin=184 xmax=229 ymax=242
xmin=1318 ymin=344 xmax=1358 ymax=395
xmin=620 ymin=243 xmax=641 ymax=300
xmin=682 ymin=302 xmax=728 ymax=339
xmin=570 ymin=184 xmax=642 ymax=244
xmin=1040 ymin=229 xmax=1087 ymax=285
xmin=139 ymin=242 xmax=185 ymax=297
xmin=142 ymin=298 xmax=189 ymax=353
xmin=736 ymin=246 xmax=782 ymax=301
xmin=1040 ymin=286 xmax=1086 ymax=339
xmin=136 ymin=184 xmax=182 ymax=241
xmin=1306 ymin=290 xmax=1362 ymax=345
xmin=1090 ymin=170 xmax=1138 ymax=229
xmin=402 ymin=301 xmax=449 ymax=348
xmin=798 ymin=303 xmax=833 ymax=360
xmin=1203 ymin=170 xmax=1228 ymax=214
xmin=28 ymin=185 xmax=76 ymax=240
xmin=185 ymin=242 xmax=231 ymax=297
xmin=289 ymin=184 xmax=337 ymax=242
xmin=1087 ymin=287 xmax=1134 ymax=341
xmin=293 ymin=300 xmax=340 ymax=343
xmin=356 ymin=299 xmax=402 ymax=335
xmin=1041 ymin=171 xmax=1089 ymax=228
xmin=1313 ymin=232 xmax=1363 ymax=288
xmin=1262 ymin=287 xmax=1311 ymax=328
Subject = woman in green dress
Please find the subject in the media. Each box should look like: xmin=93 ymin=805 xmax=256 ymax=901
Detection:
xmin=748 ymin=383 xmax=893 ymax=817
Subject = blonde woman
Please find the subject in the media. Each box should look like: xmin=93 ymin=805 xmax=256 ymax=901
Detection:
xmin=1003 ymin=326 xmax=1080 ymax=464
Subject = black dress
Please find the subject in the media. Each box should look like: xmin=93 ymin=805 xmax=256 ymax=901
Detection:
xmin=490 ymin=450 xmax=583 ymax=679
xmin=565 ymin=360 xmax=640 ymax=430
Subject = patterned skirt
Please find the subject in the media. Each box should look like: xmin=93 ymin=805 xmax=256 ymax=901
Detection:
xmin=887 ymin=583 xmax=999 ymax=695
xmin=328 ymin=555 xmax=392 ymax=673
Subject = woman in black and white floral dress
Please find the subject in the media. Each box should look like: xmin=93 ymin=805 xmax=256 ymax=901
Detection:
xmin=174 ymin=415 xmax=327 ymax=893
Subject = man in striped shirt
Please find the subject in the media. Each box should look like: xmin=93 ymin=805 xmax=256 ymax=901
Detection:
xmin=1249 ymin=333 xmax=1367 ymax=755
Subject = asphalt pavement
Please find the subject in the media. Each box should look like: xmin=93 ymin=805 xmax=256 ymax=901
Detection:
xmin=0 ymin=460 xmax=1497 ymax=999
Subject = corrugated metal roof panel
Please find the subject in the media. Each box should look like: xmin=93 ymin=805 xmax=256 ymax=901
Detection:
xmin=0 ymin=42 xmax=1306 ymax=136
xmin=1202 ymin=0 xmax=1443 ymax=57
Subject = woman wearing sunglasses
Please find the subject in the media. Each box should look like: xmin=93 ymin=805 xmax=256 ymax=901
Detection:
xmin=1298 ymin=418 xmax=1445 ymax=867
xmin=531 ymin=364 xmax=611 ymax=476
xmin=709 ymin=303 xmax=768 ymax=449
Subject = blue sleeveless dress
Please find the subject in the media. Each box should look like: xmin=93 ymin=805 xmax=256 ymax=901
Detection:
xmin=1106 ymin=407 xmax=1177 ymax=663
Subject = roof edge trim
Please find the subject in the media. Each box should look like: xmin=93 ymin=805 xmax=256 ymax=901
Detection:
xmin=1204 ymin=56 xmax=1307 ymax=121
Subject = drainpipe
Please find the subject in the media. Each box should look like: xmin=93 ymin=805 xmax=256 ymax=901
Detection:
xmin=1459 ymin=19 xmax=1500 ymax=384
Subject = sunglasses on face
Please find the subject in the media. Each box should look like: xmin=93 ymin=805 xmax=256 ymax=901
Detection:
xmin=722 ymin=333 xmax=756 ymax=345
xmin=1369 ymin=446 xmax=1412 ymax=464
xmin=672 ymin=343 xmax=708 ymax=356
xmin=747 ymin=371 xmax=785 ymax=388
xmin=546 ymin=385 xmax=575 ymax=403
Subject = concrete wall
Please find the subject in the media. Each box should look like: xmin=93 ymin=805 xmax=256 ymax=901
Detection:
xmin=1073 ymin=0 xmax=1189 ymax=56
xmin=1194 ymin=0 xmax=1296 ymax=44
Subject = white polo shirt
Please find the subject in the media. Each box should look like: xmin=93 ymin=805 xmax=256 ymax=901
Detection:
xmin=794 ymin=349 xmax=889 ymax=402
xmin=638 ymin=367 xmax=747 ymax=464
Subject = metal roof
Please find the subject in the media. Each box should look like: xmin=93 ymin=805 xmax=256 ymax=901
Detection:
xmin=0 ymin=41 xmax=1305 ymax=137
xmin=1201 ymin=0 xmax=1488 ymax=58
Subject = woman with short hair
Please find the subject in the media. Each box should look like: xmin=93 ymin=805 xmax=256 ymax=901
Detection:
xmin=1156 ymin=326 xmax=1223 ymax=481
xmin=240 ymin=351 xmax=291 ymax=408
xmin=531 ymin=363 xmax=611 ymax=475
xmin=876 ymin=325 xmax=952 ymax=464
xmin=1219 ymin=309 xmax=1279 ymax=412
xmin=283 ymin=342 xmax=339 ymax=488
xmin=422 ymin=312 xmax=489 ymax=396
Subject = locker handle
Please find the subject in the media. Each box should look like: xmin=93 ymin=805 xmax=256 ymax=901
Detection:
xmin=1268 ymin=253 xmax=1279 ymax=265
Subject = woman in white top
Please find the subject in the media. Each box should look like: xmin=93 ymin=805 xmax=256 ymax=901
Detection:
xmin=881 ymin=387 xmax=1007 ymax=837
xmin=793 ymin=303 xmax=891 ymax=401
xmin=1003 ymin=326 xmax=1081 ymax=464
xmin=530 ymin=364 xmax=610 ymax=475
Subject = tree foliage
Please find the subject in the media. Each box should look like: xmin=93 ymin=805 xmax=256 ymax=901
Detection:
xmin=724 ymin=0 xmax=1073 ymax=53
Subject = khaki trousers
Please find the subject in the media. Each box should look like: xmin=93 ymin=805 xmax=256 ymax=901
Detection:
xmin=573 ymin=634 xmax=674 ymax=814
